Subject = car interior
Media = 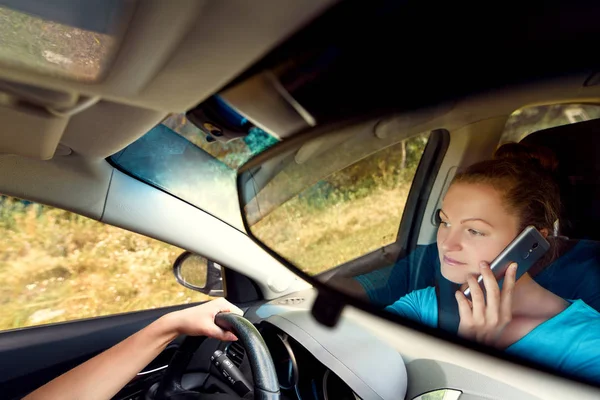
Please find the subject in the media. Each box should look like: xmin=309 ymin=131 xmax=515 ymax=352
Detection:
xmin=522 ymin=118 xmax=600 ymax=241
xmin=1 ymin=1 xmax=600 ymax=400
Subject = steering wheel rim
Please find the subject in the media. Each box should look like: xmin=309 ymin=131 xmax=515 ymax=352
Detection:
xmin=215 ymin=313 xmax=280 ymax=399
xmin=152 ymin=312 xmax=280 ymax=400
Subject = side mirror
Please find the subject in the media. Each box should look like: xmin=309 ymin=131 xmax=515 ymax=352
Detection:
xmin=173 ymin=252 xmax=224 ymax=297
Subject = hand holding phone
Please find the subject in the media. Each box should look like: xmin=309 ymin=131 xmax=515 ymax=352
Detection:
xmin=463 ymin=226 xmax=550 ymax=300
xmin=456 ymin=260 xmax=519 ymax=345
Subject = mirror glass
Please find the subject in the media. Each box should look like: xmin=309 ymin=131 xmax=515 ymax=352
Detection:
xmin=238 ymin=106 xmax=600 ymax=385
xmin=178 ymin=254 xmax=209 ymax=289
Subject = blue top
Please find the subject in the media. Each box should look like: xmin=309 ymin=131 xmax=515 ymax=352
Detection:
xmin=385 ymin=287 xmax=600 ymax=382
xmin=354 ymin=240 xmax=600 ymax=312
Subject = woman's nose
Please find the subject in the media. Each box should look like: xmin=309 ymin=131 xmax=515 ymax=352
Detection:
xmin=441 ymin=229 xmax=462 ymax=252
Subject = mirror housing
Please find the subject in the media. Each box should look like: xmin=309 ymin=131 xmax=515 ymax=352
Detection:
xmin=173 ymin=252 xmax=224 ymax=297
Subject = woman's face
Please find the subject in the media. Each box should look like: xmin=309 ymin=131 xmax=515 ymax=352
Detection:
xmin=436 ymin=182 xmax=520 ymax=283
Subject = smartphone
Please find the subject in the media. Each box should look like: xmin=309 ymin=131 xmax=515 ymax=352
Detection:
xmin=463 ymin=225 xmax=550 ymax=300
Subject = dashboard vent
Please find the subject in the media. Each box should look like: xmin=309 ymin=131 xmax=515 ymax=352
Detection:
xmin=226 ymin=341 xmax=245 ymax=368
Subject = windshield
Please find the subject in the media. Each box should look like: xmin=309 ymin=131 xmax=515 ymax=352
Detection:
xmin=109 ymin=113 xmax=278 ymax=230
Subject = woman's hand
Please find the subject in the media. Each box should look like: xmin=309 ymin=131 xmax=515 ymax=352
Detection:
xmin=455 ymin=261 xmax=517 ymax=347
xmin=163 ymin=298 xmax=244 ymax=342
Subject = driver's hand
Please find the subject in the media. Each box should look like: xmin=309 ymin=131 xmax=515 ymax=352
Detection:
xmin=165 ymin=298 xmax=243 ymax=341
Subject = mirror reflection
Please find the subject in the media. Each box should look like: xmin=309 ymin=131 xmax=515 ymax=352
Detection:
xmin=239 ymin=104 xmax=600 ymax=383
xmin=178 ymin=254 xmax=208 ymax=289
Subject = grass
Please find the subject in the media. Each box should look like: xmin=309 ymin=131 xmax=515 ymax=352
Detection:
xmin=0 ymin=198 xmax=210 ymax=331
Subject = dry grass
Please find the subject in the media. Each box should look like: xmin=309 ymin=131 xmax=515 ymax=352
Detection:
xmin=0 ymin=198 xmax=210 ymax=331
xmin=252 ymin=185 xmax=410 ymax=274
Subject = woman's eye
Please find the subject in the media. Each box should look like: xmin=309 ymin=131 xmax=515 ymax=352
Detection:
xmin=468 ymin=228 xmax=485 ymax=237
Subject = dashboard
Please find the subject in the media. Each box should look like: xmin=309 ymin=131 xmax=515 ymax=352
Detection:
xmin=114 ymin=289 xmax=406 ymax=400
xmin=116 ymin=288 xmax=544 ymax=400
xmin=254 ymin=322 xmax=360 ymax=399
xmin=219 ymin=290 xmax=408 ymax=400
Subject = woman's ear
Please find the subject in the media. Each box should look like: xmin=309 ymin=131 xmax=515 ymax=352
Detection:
xmin=539 ymin=228 xmax=549 ymax=238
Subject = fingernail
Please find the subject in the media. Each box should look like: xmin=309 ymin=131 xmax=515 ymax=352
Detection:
xmin=511 ymin=263 xmax=518 ymax=271
xmin=480 ymin=261 xmax=488 ymax=268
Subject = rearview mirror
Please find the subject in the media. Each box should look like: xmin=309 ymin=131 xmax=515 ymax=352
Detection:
xmin=236 ymin=111 xmax=450 ymax=327
xmin=173 ymin=252 xmax=224 ymax=297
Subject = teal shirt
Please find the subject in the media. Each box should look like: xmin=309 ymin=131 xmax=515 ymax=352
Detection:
xmin=386 ymin=287 xmax=600 ymax=382
xmin=355 ymin=240 xmax=600 ymax=312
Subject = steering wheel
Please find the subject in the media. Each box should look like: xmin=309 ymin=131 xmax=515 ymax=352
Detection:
xmin=150 ymin=312 xmax=280 ymax=400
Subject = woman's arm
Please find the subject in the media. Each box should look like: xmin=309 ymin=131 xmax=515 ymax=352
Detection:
xmin=24 ymin=298 xmax=242 ymax=400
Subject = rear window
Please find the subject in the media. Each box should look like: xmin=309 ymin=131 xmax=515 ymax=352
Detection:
xmin=500 ymin=103 xmax=600 ymax=143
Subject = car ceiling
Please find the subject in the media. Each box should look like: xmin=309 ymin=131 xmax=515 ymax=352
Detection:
xmin=0 ymin=0 xmax=338 ymax=160
xmin=2 ymin=0 xmax=600 ymax=163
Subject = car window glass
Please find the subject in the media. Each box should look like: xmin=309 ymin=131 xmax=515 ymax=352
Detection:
xmin=0 ymin=196 xmax=213 ymax=331
xmin=500 ymin=103 xmax=600 ymax=144
xmin=245 ymin=132 xmax=430 ymax=275
xmin=109 ymin=114 xmax=278 ymax=231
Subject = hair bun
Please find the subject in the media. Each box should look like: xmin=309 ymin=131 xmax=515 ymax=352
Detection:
xmin=494 ymin=142 xmax=558 ymax=173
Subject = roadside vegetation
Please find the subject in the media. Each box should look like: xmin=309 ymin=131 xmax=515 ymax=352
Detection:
xmin=0 ymin=198 xmax=209 ymax=331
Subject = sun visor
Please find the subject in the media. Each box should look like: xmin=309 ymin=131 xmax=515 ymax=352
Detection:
xmin=0 ymin=102 xmax=68 ymax=160
xmin=0 ymin=0 xmax=133 ymax=83
xmin=220 ymin=72 xmax=316 ymax=140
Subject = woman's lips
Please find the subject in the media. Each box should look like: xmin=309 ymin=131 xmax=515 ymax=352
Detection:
xmin=443 ymin=255 xmax=466 ymax=266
